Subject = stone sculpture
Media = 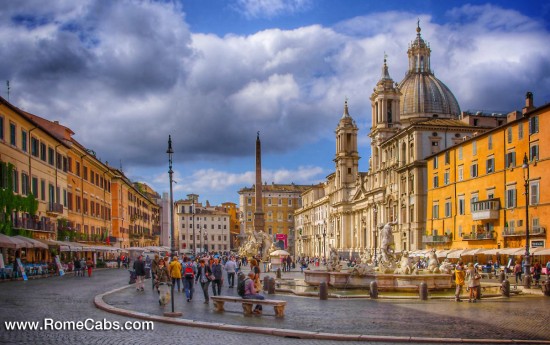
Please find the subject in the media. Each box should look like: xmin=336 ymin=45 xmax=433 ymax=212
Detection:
xmin=326 ymin=244 xmax=342 ymax=272
xmin=439 ymin=259 xmax=453 ymax=274
xmin=426 ymin=249 xmax=440 ymax=273
xmin=238 ymin=229 xmax=273 ymax=261
xmin=377 ymin=220 xmax=398 ymax=273
xmin=350 ymin=249 xmax=375 ymax=276
xmin=394 ymin=251 xmax=418 ymax=275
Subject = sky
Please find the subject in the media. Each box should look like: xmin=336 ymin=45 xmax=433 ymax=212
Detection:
xmin=2 ymin=0 xmax=550 ymax=206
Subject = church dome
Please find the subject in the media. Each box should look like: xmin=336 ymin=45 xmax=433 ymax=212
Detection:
xmin=398 ymin=23 xmax=461 ymax=119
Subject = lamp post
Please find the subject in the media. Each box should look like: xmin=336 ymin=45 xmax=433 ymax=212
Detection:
xmin=522 ymin=153 xmax=532 ymax=288
xmin=373 ymin=205 xmax=378 ymax=265
xmin=204 ymin=230 xmax=208 ymax=254
xmin=323 ymin=221 xmax=327 ymax=261
xmin=164 ymin=135 xmax=181 ymax=317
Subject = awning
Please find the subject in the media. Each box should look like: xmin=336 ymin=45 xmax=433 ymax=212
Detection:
xmin=0 ymin=233 xmax=33 ymax=249
xmin=446 ymin=250 xmax=464 ymax=259
xmin=36 ymin=239 xmax=70 ymax=252
xmin=498 ymin=247 xmax=525 ymax=255
xmin=460 ymin=248 xmax=485 ymax=256
xmin=479 ymin=248 xmax=501 ymax=255
xmin=435 ymin=249 xmax=454 ymax=257
xmin=532 ymin=248 xmax=550 ymax=256
xmin=13 ymin=236 xmax=49 ymax=249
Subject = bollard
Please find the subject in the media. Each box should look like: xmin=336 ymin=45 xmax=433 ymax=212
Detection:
xmin=419 ymin=282 xmax=428 ymax=300
xmin=499 ymin=271 xmax=505 ymax=283
xmin=276 ymin=268 xmax=281 ymax=279
xmin=501 ymin=279 xmax=510 ymax=297
xmin=319 ymin=281 xmax=328 ymax=300
xmin=268 ymin=277 xmax=276 ymax=295
xmin=263 ymin=276 xmax=270 ymax=291
xmin=369 ymin=281 xmax=378 ymax=299
xmin=543 ymin=279 xmax=550 ymax=297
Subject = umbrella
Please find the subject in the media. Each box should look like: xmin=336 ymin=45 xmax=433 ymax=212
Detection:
xmin=13 ymin=236 xmax=48 ymax=249
xmin=0 ymin=233 xmax=32 ymax=249
xmin=270 ymin=249 xmax=290 ymax=256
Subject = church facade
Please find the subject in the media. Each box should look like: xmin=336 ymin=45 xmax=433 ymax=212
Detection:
xmin=295 ymin=24 xmax=502 ymax=259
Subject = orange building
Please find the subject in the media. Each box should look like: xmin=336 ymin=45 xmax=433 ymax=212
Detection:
xmin=426 ymin=92 xmax=549 ymax=253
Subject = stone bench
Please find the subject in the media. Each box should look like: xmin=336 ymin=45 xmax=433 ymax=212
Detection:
xmin=210 ymin=296 xmax=287 ymax=317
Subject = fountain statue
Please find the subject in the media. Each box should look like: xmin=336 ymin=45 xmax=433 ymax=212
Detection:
xmin=426 ymin=249 xmax=441 ymax=273
xmin=326 ymin=244 xmax=342 ymax=272
xmin=377 ymin=220 xmax=398 ymax=273
xmin=394 ymin=250 xmax=418 ymax=275
xmin=350 ymin=249 xmax=375 ymax=276
xmin=237 ymin=229 xmax=273 ymax=261
xmin=439 ymin=258 xmax=453 ymax=274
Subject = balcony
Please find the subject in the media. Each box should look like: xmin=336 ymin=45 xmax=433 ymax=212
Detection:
xmin=47 ymin=203 xmax=64 ymax=214
xmin=12 ymin=216 xmax=55 ymax=233
xmin=462 ymin=232 xmax=496 ymax=241
xmin=422 ymin=235 xmax=451 ymax=244
xmin=503 ymin=226 xmax=546 ymax=237
xmin=471 ymin=199 xmax=500 ymax=220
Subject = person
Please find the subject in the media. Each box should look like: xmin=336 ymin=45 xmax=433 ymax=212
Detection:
xmin=150 ymin=254 xmax=160 ymax=290
xmin=211 ymin=259 xmax=223 ymax=296
xmin=182 ymin=257 xmax=195 ymax=302
xmin=514 ymin=260 xmax=522 ymax=285
xmin=466 ymin=263 xmax=481 ymax=303
xmin=86 ymin=257 xmax=93 ymax=278
xmin=154 ymin=258 xmax=171 ymax=305
xmin=533 ymin=261 xmax=542 ymax=287
xmin=195 ymin=259 xmax=213 ymax=304
xmin=546 ymin=260 xmax=550 ymax=278
xmin=454 ymin=261 xmax=465 ymax=302
xmin=169 ymin=255 xmax=182 ymax=293
xmin=224 ymin=256 xmax=237 ymax=288
xmin=73 ymin=256 xmax=82 ymax=277
xmin=133 ymin=255 xmax=146 ymax=291
xmin=243 ymin=271 xmax=265 ymax=314
xmin=250 ymin=259 xmax=261 ymax=292
xmin=116 ymin=255 xmax=121 ymax=269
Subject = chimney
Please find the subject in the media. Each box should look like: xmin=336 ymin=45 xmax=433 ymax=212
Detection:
xmin=523 ymin=91 xmax=534 ymax=115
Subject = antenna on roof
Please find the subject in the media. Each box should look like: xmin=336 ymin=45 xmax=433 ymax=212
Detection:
xmin=6 ymin=80 xmax=10 ymax=101
xmin=120 ymin=159 xmax=123 ymax=172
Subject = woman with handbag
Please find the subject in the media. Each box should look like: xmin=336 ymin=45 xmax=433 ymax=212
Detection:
xmin=466 ymin=263 xmax=481 ymax=303
xmin=195 ymin=259 xmax=213 ymax=304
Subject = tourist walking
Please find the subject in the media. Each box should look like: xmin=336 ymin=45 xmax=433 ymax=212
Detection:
xmin=73 ymin=256 xmax=82 ymax=277
xmin=195 ymin=259 xmax=213 ymax=304
xmin=224 ymin=256 xmax=237 ymax=288
xmin=86 ymin=257 xmax=93 ymax=277
xmin=243 ymin=271 xmax=265 ymax=314
xmin=150 ymin=254 xmax=160 ymax=290
xmin=116 ymin=255 xmax=121 ymax=269
xmin=466 ymin=263 xmax=481 ymax=302
xmin=514 ymin=260 xmax=523 ymax=285
xmin=211 ymin=259 xmax=223 ymax=296
xmin=533 ymin=261 xmax=542 ymax=286
xmin=154 ymin=258 xmax=171 ymax=305
xmin=454 ymin=261 xmax=465 ymax=302
xmin=169 ymin=255 xmax=182 ymax=292
xmin=133 ymin=255 xmax=146 ymax=291
xmin=182 ymin=257 xmax=195 ymax=302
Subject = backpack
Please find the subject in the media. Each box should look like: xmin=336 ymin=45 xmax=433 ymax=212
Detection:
xmin=237 ymin=278 xmax=249 ymax=297
xmin=184 ymin=264 xmax=194 ymax=279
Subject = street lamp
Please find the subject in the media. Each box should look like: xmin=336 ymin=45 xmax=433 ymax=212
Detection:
xmin=373 ymin=205 xmax=378 ymax=265
xmin=322 ymin=221 xmax=327 ymax=261
xmin=165 ymin=135 xmax=181 ymax=317
xmin=204 ymin=230 xmax=208 ymax=254
xmin=522 ymin=153 xmax=532 ymax=288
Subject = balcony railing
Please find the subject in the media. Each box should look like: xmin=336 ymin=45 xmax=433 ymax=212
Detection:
xmin=471 ymin=199 xmax=500 ymax=220
xmin=422 ymin=235 xmax=451 ymax=243
xmin=503 ymin=227 xmax=546 ymax=237
xmin=12 ymin=216 xmax=55 ymax=232
xmin=462 ymin=232 xmax=496 ymax=241
xmin=48 ymin=203 xmax=64 ymax=214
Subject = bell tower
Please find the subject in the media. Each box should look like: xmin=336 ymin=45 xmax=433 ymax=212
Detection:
xmin=334 ymin=99 xmax=359 ymax=192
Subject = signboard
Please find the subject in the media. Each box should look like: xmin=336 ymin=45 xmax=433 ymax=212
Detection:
xmin=531 ymin=240 xmax=545 ymax=248
xmin=55 ymin=255 xmax=64 ymax=276
xmin=16 ymin=258 xmax=28 ymax=281
xmin=275 ymin=234 xmax=287 ymax=249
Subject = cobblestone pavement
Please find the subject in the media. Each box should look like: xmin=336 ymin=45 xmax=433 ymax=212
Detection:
xmin=1 ymin=268 xmax=549 ymax=345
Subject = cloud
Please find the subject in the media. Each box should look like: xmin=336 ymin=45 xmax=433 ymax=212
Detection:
xmin=233 ymin=0 xmax=313 ymax=19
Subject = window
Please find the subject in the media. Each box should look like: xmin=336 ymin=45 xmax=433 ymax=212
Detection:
xmin=505 ymin=152 xmax=516 ymax=168
xmin=278 ymin=198 xmax=282 ymax=205
xmin=48 ymin=147 xmax=54 ymax=165
xmin=458 ymin=225 xmax=463 ymax=238
xmin=432 ymin=203 xmax=439 ymax=219
xmin=21 ymin=130 xmax=27 ymax=152
xmin=433 ymin=175 xmax=439 ymax=188
xmin=470 ymin=194 xmax=478 ymax=210
xmin=31 ymin=177 xmax=38 ymax=196
xmin=507 ymin=127 xmax=513 ymax=143
xmin=505 ymin=188 xmax=516 ymax=208
xmin=518 ymin=123 xmax=524 ymax=140
xmin=83 ymin=166 xmax=88 ymax=180
xmin=529 ymin=116 xmax=539 ymax=134
xmin=445 ymin=200 xmax=452 ymax=218
xmin=486 ymin=157 xmax=494 ymax=174
xmin=530 ymin=144 xmax=539 ymax=161
xmin=458 ymin=147 xmax=463 ymax=161
xmin=21 ymin=172 xmax=29 ymax=195
xmin=472 ymin=141 xmax=477 ymax=155
xmin=458 ymin=165 xmax=464 ymax=181
xmin=31 ymin=137 xmax=39 ymax=157
xmin=40 ymin=180 xmax=45 ymax=201
xmin=444 ymin=170 xmax=450 ymax=185
xmin=247 ymin=198 xmax=252 ymax=205
xmin=12 ymin=169 xmax=19 ymax=193
xmin=458 ymin=196 xmax=465 ymax=215
xmin=0 ymin=116 xmax=3 ymax=141
xmin=470 ymin=162 xmax=478 ymax=178
xmin=9 ymin=122 xmax=16 ymax=146
xmin=487 ymin=135 xmax=493 ymax=150
xmin=288 ymin=199 xmax=292 ymax=206
xmin=268 ymin=198 xmax=272 ymax=205
xmin=40 ymin=143 xmax=46 ymax=161
xmin=530 ymin=181 xmax=540 ymax=205
xmin=444 ymin=151 xmax=450 ymax=165
xmin=433 ymin=156 xmax=438 ymax=169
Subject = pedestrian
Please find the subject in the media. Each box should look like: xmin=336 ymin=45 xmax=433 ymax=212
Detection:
xmin=250 ymin=259 xmax=261 ymax=292
xmin=243 ymin=271 xmax=265 ymax=314
xmin=133 ymin=255 xmax=146 ymax=291
xmin=466 ymin=263 xmax=481 ymax=302
xmin=182 ymin=257 xmax=195 ymax=302
xmin=211 ymin=258 xmax=223 ymax=296
xmin=533 ymin=261 xmax=542 ymax=286
xmin=86 ymin=257 xmax=93 ymax=277
xmin=546 ymin=259 xmax=550 ymax=278
xmin=150 ymin=254 xmax=160 ymax=290
xmin=514 ymin=260 xmax=522 ymax=285
xmin=195 ymin=259 xmax=213 ymax=304
xmin=73 ymin=256 xmax=81 ymax=277
xmin=116 ymin=255 xmax=121 ymax=269
xmin=454 ymin=261 xmax=465 ymax=302
xmin=169 ymin=255 xmax=182 ymax=293
xmin=154 ymin=258 xmax=171 ymax=305
xmin=286 ymin=255 xmax=292 ymax=272
xmin=224 ymin=256 xmax=237 ymax=288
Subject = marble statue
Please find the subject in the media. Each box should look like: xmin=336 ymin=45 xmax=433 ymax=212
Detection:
xmin=439 ymin=259 xmax=453 ymax=274
xmin=426 ymin=249 xmax=440 ymax=273
xmin=350 ymin=249 xmax=375 ymax=276
xmin=238 ymin=229 xmax=275 ymax=261
xmin=394 ymin=250 xmax=418 ymax=275
xmin=377 ymin=220 xmax=398 ymax=273
xmin=326 ymin=244 xmax=342 ymax=272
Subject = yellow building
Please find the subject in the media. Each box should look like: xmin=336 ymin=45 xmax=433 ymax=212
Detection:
xmin=0 ymin=97 xmax=70 ymax=240
xmin=426 ymin=92 xmax=549 ymax=252
xmin=221 ymin=201 xmax=240 ymax=250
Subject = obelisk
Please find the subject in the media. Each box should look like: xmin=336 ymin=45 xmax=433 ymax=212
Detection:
xmin=253 ymin=132 xmax=265 ymax=236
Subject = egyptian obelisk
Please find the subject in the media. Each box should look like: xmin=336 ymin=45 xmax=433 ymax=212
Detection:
xmin=253 ymin=132 xmax=265 ymax=235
